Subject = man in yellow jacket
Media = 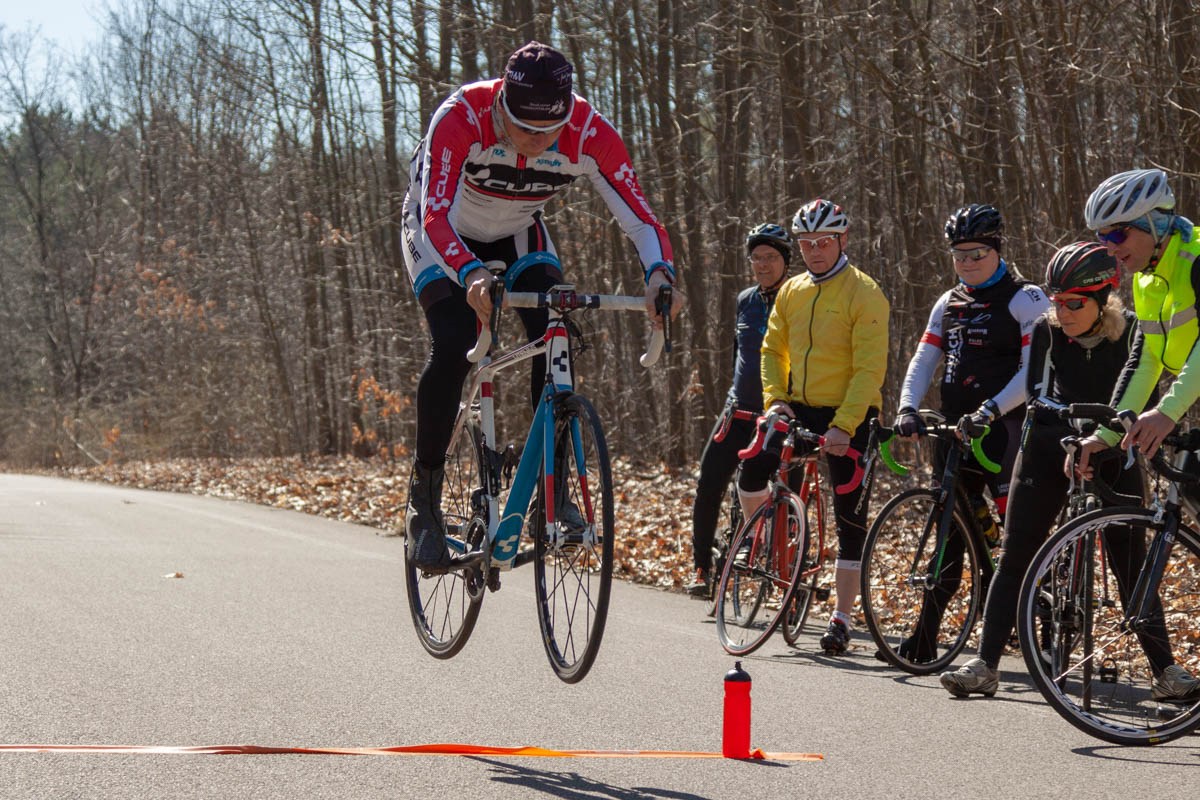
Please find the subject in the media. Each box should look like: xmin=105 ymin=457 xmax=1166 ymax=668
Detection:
xmin=737 ymin=198 xmax=890 ymax=655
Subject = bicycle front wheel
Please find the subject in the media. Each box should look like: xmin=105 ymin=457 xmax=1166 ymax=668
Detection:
xmin=715 ymin=495 xmax=806 ymax=656
xmin=405 ymin=418 xmax=486 ymax=659
xmin=532 ymin=393 xmax=615 ymax=684
xmin=783 ymin=486 xmax=827 ymax=646
xmin=861 ymin=488 xmax=984 ymax=674
xmin=1017 ymin=507 xmax=1200 ymax=746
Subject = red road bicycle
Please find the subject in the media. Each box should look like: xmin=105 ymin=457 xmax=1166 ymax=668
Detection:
xmin=714 ymin=411 xmax=863 ymax=656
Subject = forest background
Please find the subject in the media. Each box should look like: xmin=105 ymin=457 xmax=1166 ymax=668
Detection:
xmin=2 ymin=0 xmax=1199 ymax=474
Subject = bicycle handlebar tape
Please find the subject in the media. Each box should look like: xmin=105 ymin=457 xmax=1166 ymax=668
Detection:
xmin=969 ymin=429 xmax=1003 ymax=474
xmin=722 ymin=662 xmax=752 ymax=759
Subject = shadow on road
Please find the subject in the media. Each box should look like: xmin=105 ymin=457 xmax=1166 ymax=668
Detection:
xmin=737 ymin=634 xmax=1052 ymax=709
xmin=1070 ymin=742 xmax=1200 ymax=765
xmin=469 ymin=755 xmax=727 ymax=799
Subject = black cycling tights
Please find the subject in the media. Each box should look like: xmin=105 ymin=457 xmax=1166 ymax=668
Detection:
xmin=414 ymin=270 xmax=557 ymax=468
xmin=737 ymin=405 xmax=874 ymax=565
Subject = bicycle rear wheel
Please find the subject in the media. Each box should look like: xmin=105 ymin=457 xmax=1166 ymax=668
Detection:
xmin=715 ymin=495 xmax=806 ymax=656
xmin=860 ymin=488 xmax=984 ymax=674
xmin=532 ymin=393 xmax=614 ymax=683
xmin=1017 ymin=507 xmax=1200 ymax=746
xmin=405 ymin=418 xmax=487 ymax=659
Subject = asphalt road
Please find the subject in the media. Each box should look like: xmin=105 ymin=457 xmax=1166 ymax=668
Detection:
xmin=0 ymin=473 xmax=1197 ymax=799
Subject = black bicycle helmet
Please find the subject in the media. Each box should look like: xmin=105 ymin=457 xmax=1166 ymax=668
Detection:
xmin=1045 ymin=241 xmax=1119 ymax=297
xmin=746 ymin=223 xmax=792 ymax=265
xmin=944 ymin=204 xmax=1004 ymax=247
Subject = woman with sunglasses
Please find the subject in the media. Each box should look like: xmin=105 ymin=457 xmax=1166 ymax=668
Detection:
xmin=1074 ymin=168 xmax=1200 ymax=481
xmin=889 ymin=204 xmax=1049 ymax=663
xmin=940 ymin=242 xmax=1199 ymax=699
xmin=400 ymin=41 xmax=683 ymax=569
xmin=737 ymin=198 xmax=890 ymax=655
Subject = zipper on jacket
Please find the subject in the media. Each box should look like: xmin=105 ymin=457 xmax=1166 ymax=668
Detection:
xmin=800 ymin=282 xmax=821 ymax=405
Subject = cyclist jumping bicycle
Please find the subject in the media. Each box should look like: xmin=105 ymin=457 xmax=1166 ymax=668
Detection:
xmin=737 ymin=198 xmax=889 ymax=655
xmin=400 ymin=40 xmax=683 ymax=571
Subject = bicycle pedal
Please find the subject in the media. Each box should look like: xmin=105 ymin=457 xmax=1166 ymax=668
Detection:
xmin=815 ymin=587 xmax=831 ymax=602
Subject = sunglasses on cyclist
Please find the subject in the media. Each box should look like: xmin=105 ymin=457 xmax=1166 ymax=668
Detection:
xmin=1052 ymin=294 xmax=1091 ymax=312
xmin=500 ymin=91 xmax=572 ymax=135
xmin=797 ymin=234 xmax=839 ymax=250
xmin=749 ymin=251 xmax=784 ymax=265
xmin=950 ymin=246 xmax=993 ymax=262
xmin=1096 ymin=225 xmax=1132 ymax=245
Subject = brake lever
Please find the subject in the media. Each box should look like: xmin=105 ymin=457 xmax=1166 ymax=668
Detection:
xmin=656 ymin=286 xmax=673 ymax=354
xmin=1117 ymin=409 xmax=1138 ymax=471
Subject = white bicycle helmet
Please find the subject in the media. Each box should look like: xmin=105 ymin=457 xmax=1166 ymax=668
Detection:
xmin=1084 ymin=168 xmax=1175 ymax=230
xmin=791 ymin=198 xmax=849 ymax=235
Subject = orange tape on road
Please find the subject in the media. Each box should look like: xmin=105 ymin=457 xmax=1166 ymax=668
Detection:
xmin=0 ymin=743 xmax=822 ymax=761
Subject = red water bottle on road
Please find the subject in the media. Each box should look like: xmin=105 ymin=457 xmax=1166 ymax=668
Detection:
xmin=723 ymin=661 xmax=752 ymax=758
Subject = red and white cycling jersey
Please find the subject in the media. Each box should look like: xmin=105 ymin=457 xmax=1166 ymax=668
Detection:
xmin=402 ymin=79 xmax=673 ymax=293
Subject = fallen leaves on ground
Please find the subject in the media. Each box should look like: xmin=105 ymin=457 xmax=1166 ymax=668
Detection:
xmin=38 ymin=456 xmax=701 ymax=591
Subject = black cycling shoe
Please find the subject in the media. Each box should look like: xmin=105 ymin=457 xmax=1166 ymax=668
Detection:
xmin=406 ymin=461 xmax=452 ymax=572
xmin=820 ymin=618 xmax=851 ymax=655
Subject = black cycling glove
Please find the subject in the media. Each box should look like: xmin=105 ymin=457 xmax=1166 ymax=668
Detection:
xmin=893 ymin=407 xmax=925 ymax=437
xmin=962 ymin=399 xmax=1000 ymax=438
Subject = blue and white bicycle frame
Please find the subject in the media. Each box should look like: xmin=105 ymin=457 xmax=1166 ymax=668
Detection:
xmin=447 ymin=286 xmax=664 ymax=571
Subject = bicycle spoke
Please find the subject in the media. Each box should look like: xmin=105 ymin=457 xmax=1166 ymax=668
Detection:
xmin=1018 ymin=509 xmax=1200 ymax=746
xmin=533 ymin=394 xmax=614 ymax=683
xmin=861 ymin=488 xmax=983 ymax=674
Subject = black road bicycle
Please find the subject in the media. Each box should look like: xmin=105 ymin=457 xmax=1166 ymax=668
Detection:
xmin=1016 ymin=404 xmax=1200 ymax=745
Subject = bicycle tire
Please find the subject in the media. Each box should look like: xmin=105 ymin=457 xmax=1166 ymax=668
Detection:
xmin=860 ymin=487 xmax=985 ymax=674
xmin=405 ymin=418 xmax=487 ymax=659
xmin=715 ymin=495 xmax=806 ymax=656
xmin=782 ymin=481 xmax=827 ymax=646
xmin=1017 ymin=506 xmax=1200 ymax=745
xmin=532 ymin=393 xmax=615 ymax=683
